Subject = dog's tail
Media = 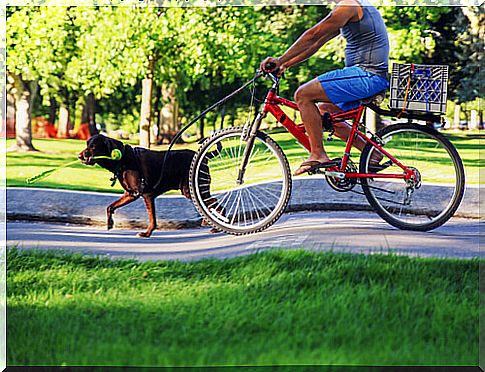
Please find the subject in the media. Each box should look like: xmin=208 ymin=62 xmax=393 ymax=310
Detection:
xmin=205 ymin=141 xmax=223 ymax=160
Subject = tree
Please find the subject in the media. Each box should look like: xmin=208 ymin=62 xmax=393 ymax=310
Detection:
xmin=454 ymin=7 xmax=484 ymax=103
xmin=10 ymin=76 xmax=38 ymax=151
xmin=7 ymin=6 xmax=85 ymax=146
xmin=7 ymin=7 xmax=69 ymax=150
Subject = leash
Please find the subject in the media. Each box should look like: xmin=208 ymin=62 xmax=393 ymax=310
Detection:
xmin=152 ymin=71 xmax=264 ymax=191
xmin=27 ymin=72 xmax=263 ymax=188
xmin=26 ymin=149 xmax=123 ymax=184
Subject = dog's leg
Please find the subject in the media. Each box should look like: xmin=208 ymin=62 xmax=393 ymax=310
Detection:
xmin=202 ymin=197 xmax=223 ymax=234
xmin=137 ymin=194 xmax=156 ymax=238
xmin=194 ymin=163 xmax=224 ymax=234
xmin=107 ymin=192 xmax=138 ymax=230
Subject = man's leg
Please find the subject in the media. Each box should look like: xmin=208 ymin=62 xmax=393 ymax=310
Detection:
xmin=293 ymin=79 xmax=333 ymax=174
xmin=318 ymin=102 xmax=384 ymax=163
xmin=318 ymin=102 xmax=367 ymax=152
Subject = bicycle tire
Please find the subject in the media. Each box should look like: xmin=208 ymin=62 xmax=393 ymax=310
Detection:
xmin=360 ymin=123 xmax=465 ymax=231
xmin=189 ymin=127 xmax=292 ymax=235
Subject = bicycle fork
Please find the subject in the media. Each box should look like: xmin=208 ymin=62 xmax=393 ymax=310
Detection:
xmin=236 ymin=112 xmax=264 ymax=185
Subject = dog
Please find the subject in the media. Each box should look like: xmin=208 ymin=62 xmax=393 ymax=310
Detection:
xmin=79 ymin=134 xmax=220 ymax=237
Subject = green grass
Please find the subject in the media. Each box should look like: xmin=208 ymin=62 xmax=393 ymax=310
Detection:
xmin=5 ymin=130 xmax=482 ymax=194
xmin=7 ymin=248 xmax=479 ymax=366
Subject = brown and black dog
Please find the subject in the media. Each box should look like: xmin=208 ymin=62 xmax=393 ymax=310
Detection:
xmin=79 ymin=134 xmax=218 ymax=237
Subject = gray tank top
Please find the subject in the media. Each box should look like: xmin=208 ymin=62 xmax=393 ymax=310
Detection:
xmin=340 ymin=0 xmax=389 ymax=78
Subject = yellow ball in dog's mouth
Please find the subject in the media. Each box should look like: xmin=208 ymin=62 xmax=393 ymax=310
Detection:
xmin=111 ymin=149 xmax=123 ymax=160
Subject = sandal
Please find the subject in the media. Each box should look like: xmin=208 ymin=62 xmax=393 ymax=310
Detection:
xmin=368 ymin=160 xmax=393 ymax=173
xmin=294 ymin=159 xmax=340 ymax=176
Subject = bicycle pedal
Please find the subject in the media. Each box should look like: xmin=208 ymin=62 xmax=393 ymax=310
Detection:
xmin=308 ymin=168 xmax=325 ymax=175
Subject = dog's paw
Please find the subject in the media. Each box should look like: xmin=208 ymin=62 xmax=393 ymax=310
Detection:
xmin=209 ymin=227 xmax=220 ymax=234
xmin=107 ymin=219 xmax=114 ymax=230
xmin=136 ymin=232 xmax=151 ymax=238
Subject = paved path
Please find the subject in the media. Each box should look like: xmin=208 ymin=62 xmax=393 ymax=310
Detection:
xmin=7 ymin=182 xmax=481 ymax=230
xmin=7 ymin=211 xmax=483 ymax=261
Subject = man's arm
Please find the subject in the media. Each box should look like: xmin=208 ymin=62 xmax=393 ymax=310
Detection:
xmin=282 ymin=29 xmax=339 ymax=69
xmin=261 ymin=2 xmax=359 ymax=73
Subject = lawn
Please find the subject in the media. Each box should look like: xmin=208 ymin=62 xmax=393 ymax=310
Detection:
xmin=7 ymin=248 xmax=479 ymax=366
xmin=5 ymin=130 xmax=482 ymax=194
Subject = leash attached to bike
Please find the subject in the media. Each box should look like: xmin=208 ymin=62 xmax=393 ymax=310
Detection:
xmin=152 ymin=71 xmax=266 ymax=191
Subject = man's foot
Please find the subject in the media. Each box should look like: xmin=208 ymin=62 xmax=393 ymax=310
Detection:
xmin=369 ymin=149 xmax=385 ymax=165
xmin=368 ymin=160 xmax=393 ymax=173
xmin=136 ymin=231 xmax=152 ymax=238
xmin=294 ymin=158 xmax=339 ymax=176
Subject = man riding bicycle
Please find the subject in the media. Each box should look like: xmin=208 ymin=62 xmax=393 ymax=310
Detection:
xmin=260 ymin=0 xmax=390 ymax=176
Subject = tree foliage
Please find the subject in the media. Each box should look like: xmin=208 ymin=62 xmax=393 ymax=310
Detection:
xmin=6 ymin=5 xmax=483 ymax=147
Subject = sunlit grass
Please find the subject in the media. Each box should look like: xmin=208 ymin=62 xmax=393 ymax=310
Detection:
xmin=7 ymin=247 xmax=479 ymax=366
xmin=5 ymin=130 xmax=481 ymax=194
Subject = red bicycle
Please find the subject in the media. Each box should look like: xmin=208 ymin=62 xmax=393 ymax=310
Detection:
xmin=188 ymin=71 xmax=465 ymax=235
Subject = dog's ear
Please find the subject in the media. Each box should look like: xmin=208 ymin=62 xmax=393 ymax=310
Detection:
xmin=102 ymin=136 xmax=124 ymax=154
xmin=86 ymin=135 xmax=96 ymax=147
xmin=103 ymin=137 xmax=114 ymax=153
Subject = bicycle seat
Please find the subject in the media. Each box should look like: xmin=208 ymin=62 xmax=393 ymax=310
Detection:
xmin=361 ymin=91 xmax=386 ymax=106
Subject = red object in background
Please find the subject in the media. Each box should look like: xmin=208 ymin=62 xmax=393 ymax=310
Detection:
xmin=1 ymin=119 xmax=16 ymax=138
xmin=74 ymin=123 xmax=91 ymax=140
xmin=32 ymin=117 xmax=57 ymax=138
xmin=8 ymin=117 xmax=92 ymax=140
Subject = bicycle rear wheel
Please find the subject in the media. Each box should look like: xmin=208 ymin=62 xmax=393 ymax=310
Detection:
xmin=189 ymin=127 xmax=292 ymax=235
xmin=360 ymin=123 xmax=465 ymax=231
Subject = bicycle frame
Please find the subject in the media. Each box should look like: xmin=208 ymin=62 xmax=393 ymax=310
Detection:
xmin=260 ymin=86 xmax=415 ymax=180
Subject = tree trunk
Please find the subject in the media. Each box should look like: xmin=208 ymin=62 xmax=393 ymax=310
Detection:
xmin=81 ymin=93 xmax=98 ymax=136
xmin=139 ymin=77 xmax=153 ymax=148
xmin=48 ymin=97 xmax=57 ymax=125
xmin=453 ymin=105 xmax=461 ymax=129
xmin=159 ymin=84 xmax=179 ymax=143
xmin=140 ymin=56 xmax=156 ymax=148
xmin=57 ymin=104 xmax=70 ymax=138
xmin=6 ymin=80 xmax=16 ymax=136
xmin=470 ymin=110 xmax=478 ymax=130
xmin=462 ymin=105 xmax=469 ymax=130
xmin=12 ymin=77 xmax=37 ymax=151
xmin=70 ymin=99 xmax=76 ymax=133
xmin=153 ymin=86 xmax=162 ymax=144
xmin=171 ymin=96 xmax=179 ymax=133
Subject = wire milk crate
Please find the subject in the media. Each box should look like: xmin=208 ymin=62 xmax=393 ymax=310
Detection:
xmin=389 ymin=63 xmax=449 ymax=114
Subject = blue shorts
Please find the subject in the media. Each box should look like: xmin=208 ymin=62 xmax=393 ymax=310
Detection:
xmin=318 ymin=66 xmax=389 ymax=111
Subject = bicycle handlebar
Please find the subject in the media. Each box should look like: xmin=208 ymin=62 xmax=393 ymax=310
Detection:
xmin=255 ymin=69 xmax=280 ymax=86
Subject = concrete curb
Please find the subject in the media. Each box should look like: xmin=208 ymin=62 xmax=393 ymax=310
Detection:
xmin=6 ymin=179 xmax=481 ymax=230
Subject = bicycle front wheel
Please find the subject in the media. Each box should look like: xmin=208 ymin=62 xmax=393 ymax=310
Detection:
xmin=189 ymin=127 xmax=292 ymax=235
xmin=360 ymin=123 xmax=465 ymax=231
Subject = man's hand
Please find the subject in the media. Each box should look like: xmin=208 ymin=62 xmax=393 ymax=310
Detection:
xmin=260 ymin=57 xmax=286 ymax=75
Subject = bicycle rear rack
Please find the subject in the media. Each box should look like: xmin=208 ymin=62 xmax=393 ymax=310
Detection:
xmin=365 ymin=102 xmax=443 ymax=124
